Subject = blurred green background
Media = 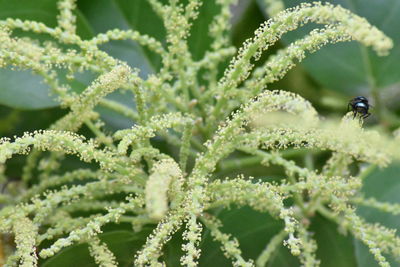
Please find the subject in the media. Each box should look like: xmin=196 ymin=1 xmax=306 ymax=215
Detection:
xmin=1 ymin=0 xmax=400 ymax=266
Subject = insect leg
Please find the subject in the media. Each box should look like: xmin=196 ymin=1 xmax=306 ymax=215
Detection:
xmin=363 ymin=113 xmax=371 ymax=119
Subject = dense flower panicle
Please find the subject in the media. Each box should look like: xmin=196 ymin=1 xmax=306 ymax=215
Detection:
xmin=135 ymin=210 xmax=185 ymax=266
xmin=0 ymin=0 xmax=399 ymax=267
xmin=256 ymin=229 xmax=287 ymax=267
xmin=243 ymin=116 xmax=395 ymax=166
xmin=244 ymin=25 xmax=353 ymax=98
xmin=114 ymin=112 xmax=193 ymax=154
xmin=297 ymin=226 xmax=319 ymax=267
xmin=39 ymin=196 xmax=143 ymax=258
xmin=201 ymin=214 xmax=254 ymax=267
xmin=88 ymin=236 xmax=118 ymax=267
xmin=57 ymin=0 xmax=77 ymax=35
xmin=353 ymin=197 xmax=400 ymax=216
xmin=209 ymin=0 xmax=238 ymax=51
xmin=207 ymin=2 xmax=393 ymax=128
xmin=145 ymin=159 xmax=183 ymax=220
xmin=9 ymin=216 xmax=38 ymax=267
xmin=52 ymin=64 xmax=131 ymax=131
xmin=219 ymin=2 xmax=392 ymax=93
xmin=91 ymin=29 xmax=165 ymax=56
xmin=180 ymin=215 xmax=203 ymax=266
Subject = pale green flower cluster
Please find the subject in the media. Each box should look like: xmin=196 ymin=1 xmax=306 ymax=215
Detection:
xmin=260 ymin=0 xmax=285 ymax=17
xmin=0 ymin=0 xmax=399 ymax=266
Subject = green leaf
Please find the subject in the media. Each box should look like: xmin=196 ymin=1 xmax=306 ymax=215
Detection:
xmin=0 ymin=0 xmax=93 ymax=109
xmin=0 ymin=69 xmax=58 ymax=109
xmin=187 ymin=1 xmax=220 ymax=60
xmin=194 ymin=206 xmax=297 ymax=266
xmin=41 ymin=228 xmax=153 ymax=267
xmin=113 ymin=0 xmax=166 ymax=42
xmin=0 ymin=0 xmax=158 ymax=110
xmin=0 ymin=0 xmax=58 ymax=27
xmin=76 ymin=0 xmax=229 ymax=130
xmin=113 ymin=0 xmax=223 ymax=61
xmin=258 ymin=0 xmax=400 ymax=96
xmin=113 ymin=0 xmax=166 ymax=69
xmin=95 ymin=91 xmax=137 ymax=130
xmin=354 ymin=163 xmax=400 ymax=267
xmin=233 ymin=1 xmax=266 ymax=48
xmin=76 ymin=0 xmax=163 ymax=129
xmin=148 ymin=206 xmax=297 ymax=266
xmin=311 ymin=214 xmax=357 ymax=267
xmin=78 ymin=0 xmax=155 ymax=76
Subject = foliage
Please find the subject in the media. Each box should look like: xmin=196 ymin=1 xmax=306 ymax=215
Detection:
xmin=0 ymin=0 xmax=400 ymax=266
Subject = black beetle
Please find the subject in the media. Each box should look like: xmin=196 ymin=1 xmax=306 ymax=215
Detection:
xmin=348 ymin=96 xmax=371 ymax=119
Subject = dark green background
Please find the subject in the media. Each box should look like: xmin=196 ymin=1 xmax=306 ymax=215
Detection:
xmin=1 ymin=0 xmax=399 ymax=266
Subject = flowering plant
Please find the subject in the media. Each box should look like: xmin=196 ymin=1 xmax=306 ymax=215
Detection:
xmin=0 ymin=0 xmax=400 ymax=266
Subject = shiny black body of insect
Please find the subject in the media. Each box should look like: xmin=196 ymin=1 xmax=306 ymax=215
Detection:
xmin=348 ymin=96 xmax=370 ymax=119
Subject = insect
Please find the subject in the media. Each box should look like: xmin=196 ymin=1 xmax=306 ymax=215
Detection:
xmin=348 ymin=96 xmax=371 ymax=119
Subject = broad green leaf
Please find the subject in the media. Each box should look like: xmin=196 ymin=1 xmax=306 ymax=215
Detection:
xmin=159 ymin=195 xmax=372 ymax=267
xmin=78 ymin=0 xmax=154 ymax=76
xmin=113 ymin=0 xmax=166 ymax=69
xmin=77 ymin=0 xmax=161 ymax=129
xmin=163 ymin=229 xmax=185 ymax=266
xmin=0 ymin=0 xmax=57 ymax=28
xmin=311 ymin=214 xmax=357 ymax=267
xmin=198 ymin=206 xmax=297 ymax=266
xmin=114 ymin=0 xmax=166 ymax=42
xmin=232 ymin=1 xmax=266 ymax=48
xmin=354 ymin=163 xmax=400 ymax=267
xmin=0 ymin=0 xmax=93 ymax=109
xmin=113 ymin=0 xmax=223 ymax=61
xmin=0 ymin=69 xmax=58 ymax=109
xmin=159 ymin=206 xmax=298 ymax=266
xmin=257 ymin=0 xmax=400 ymax=96
xmin=41 ymin=228 xmax=153 ymax=267
xmin=187 ymin=1 xmax=220 ymax=60
xmin=77 ymin=0 xmax=232 ymax=130
xmin=95 ymin=91 xmax=137 ymax=130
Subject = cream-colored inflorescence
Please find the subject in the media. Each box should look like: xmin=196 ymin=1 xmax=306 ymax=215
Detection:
xmin=0 ymin=1 xmax=399 ymax=267
xmin=260 ymin=0 xmax=285 ymax=17
xmin=145 ymin=159 xmax=183 ymax=220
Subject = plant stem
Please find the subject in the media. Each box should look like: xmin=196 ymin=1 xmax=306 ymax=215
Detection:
xmin=256 ymin=229 xmax=287 ymax=267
